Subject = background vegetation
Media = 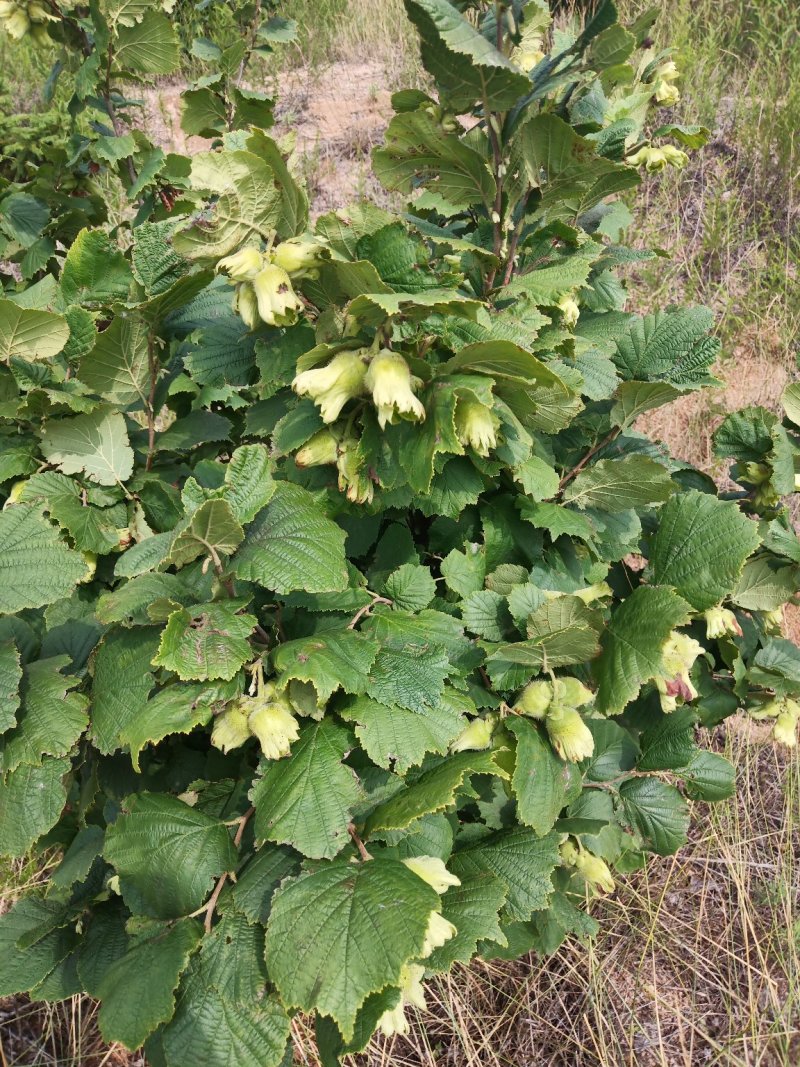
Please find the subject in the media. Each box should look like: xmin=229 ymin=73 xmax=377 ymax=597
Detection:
xmin=1 ymin=0 xmax=797 ymax=1063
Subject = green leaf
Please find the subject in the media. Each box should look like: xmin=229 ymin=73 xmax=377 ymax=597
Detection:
xmin=594 ymin=586 xmax=691 ymax=715
xmin=405 ymin=0 xmax=530 ymax=110
xmin=485 ymin=597 xmax=602 ymax=687
xmin=514 ymin=455 xmax=560 ymax=500
xmin=648 ymin=489 xmax=761 ymax=611
xmin=60 ymin=229 xmax=133 ymax=307
xmin=232 ymin=483 xmax=348 ymax=595
xmin=95 ymin=572 xmax=189 ymax=626
xmin=174 ymin=150 xmax=283 ymax=261
xmin=0 ymin=192 xmax=48 ymax=246
xmin=78 ymin=316 xmax=150 ymax=407
xmin=0 ymin=506 xmax=87 ymax=615
xmin=461 ymin=589 xmax=509 ymax=640
xmin=114 ymin=9 xmax=179 ymax=73
xmin=383 ymin=563 xmax=436 ymax=612
xmin=131 ymin=219 xmax=192 ymax=296
xmin=154 ymin=410 xmax=233 ymax=453
xmin=373 ymin=109 xmax=495 ymax=209
xmin=104 ymin=792 xmax=238 ymax=919
xmin=123 ymin=682 xmax=220 ymax=771
xmin=40 ymin=407 xmax=134 ymax=486
xmin=732 ymin=558 xmax=798 ymax=611
xmin=51 ymin=824 xmax=105 ymax=890
xmin=0 ymin=298 xmax=69 ymax=362
xmin=97 ymin=919 xmax=202 ymax=1051
xmin=162 ymin=962 xmax=290 ymax=1067
xmin=637 ymin=707 xmax=697 ymax=772
xmin=681 ymin=750 xmax=735 ymax=802
xmin=0 ymin=896 xmax=77 ymax=995
xmin=619 ymin=777 xmax=689 ymax=856
xmin=222 ymin=444 xmax=275 ymax=523
xmin=450 ymin=827 xmax=560 ymax=921
xmin=181 ymin=87 xmax=227 ymax=138
xmin=252 ymin=720 xmax=361 ymax=860
xmin=507 ymin=717 xmax=568 ymax=836
xmin=228 ymin=844 xmax=300 ymax=924
xmin=610 ymin=380 xmax=686 ymax=429
xmin=153 ymin=600 xmax=256 ymax=682
xmin=0 ymin=757 xmax=71 ymax=858
xmin=18 ymin=471 xmax=126 ymax=554
xmin=0 ymin=641 xmax=22 ymax=732
xmin=426 ymin=871 xmax=507 ymax=973
xmin=364 ymin=748 xmax=506 ymax=835
xmin=244 ymin=129 xmax=309 ymax=240
xmin=76 ymin=903 xmax=130 ymax=998
xmin=265 ymin=858 xmax=439 ymax=1042
xmin=90 ymin=628 xmax=159 ymax=754
xmin=366 ymin=642 xmax=450 ymax=711
xmin=563 ymin=455 xmax=674 ymax=512
xmin=114 ymin=531 xmax=174 ymax=578
xmin=584 ymin=307 xmax=720 ymax=385
xmin=0 ymin=656 xmax=88 ymax=775
xmin=441 ymin=544 xmax=486 ymax=597
xmin=339 ymin=690 xmax=466 ymax=774
xmin=583 ymin=719 xmax=638 ymax=782
xmin=273 ymin=630 xmax=378 ymax=703
xmin=518 ymin=500 xmax=595 ymax=542
xmin=168 ymin=499 xmax=244 ymax=569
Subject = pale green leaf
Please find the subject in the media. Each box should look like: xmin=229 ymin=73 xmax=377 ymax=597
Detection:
xmin=168 ymin=499 xmax=244 ymax=568
xmin=114 ymin=9 xmax=179 ymax=73
xmin=174 ymin=150 xmax=283 ymax=261
xmin=40 ymin=407 xmax=134 ymax=486
xmin=0 ymin=298 xmax=69 ymax=362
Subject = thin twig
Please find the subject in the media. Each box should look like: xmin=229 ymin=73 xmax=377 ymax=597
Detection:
xmin=193 ymin=806 xmax=255 ymax=933
xmin=348 ymin=824 xmax=372 ymax=862
xmin=557 ymin=428 xmax=621 ymax=493
xmin=347 ymin=594 xmax=392 ymax=630
xmin=144 ymin=334 xmax=159 ymax=471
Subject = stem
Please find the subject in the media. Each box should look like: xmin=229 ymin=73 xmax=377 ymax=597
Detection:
xmin=144 ymin=333 xmax=158 ymax=471
xmin=236 ymin=0 xmax=262 ymax=87
xmin=104 ymin=40 xmax=138 ymax=188
xmin=348 ymin=824 xmax=372 ymax=861
xmin=557 ymin=427 xmax=621 ymax=493
xmin=191 ymin=806 xmax=255 ymax=933
xmin=347 ymin=594 xmax=392 ymax=630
